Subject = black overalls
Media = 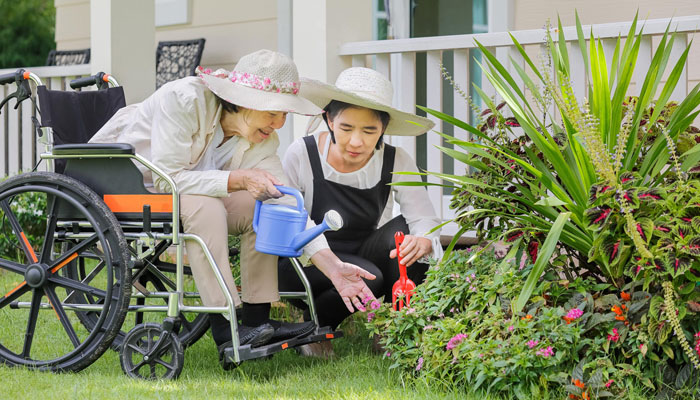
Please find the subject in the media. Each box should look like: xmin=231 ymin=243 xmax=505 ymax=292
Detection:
xmin=278 ymin=136 xmax=428 ymax=329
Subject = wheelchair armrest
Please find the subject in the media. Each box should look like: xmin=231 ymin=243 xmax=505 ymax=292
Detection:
xmin=52 ymin=143 xmax=135 ymax=155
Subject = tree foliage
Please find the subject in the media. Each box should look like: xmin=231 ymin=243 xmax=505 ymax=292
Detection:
xmin=0 ymin=0 xmax=55 ymax=68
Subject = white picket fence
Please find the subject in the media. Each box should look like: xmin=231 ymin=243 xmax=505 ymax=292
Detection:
xmin=339 ymin=15 xmax=700 ymax=236
xmin=0 ymin=64 xmax=91 ymax=176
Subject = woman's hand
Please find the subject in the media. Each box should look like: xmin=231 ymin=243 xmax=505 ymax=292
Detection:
xmin=311 ymin=249 xmax=376 ymax=312
xmin=228 ymin=168 xmax=282 ymax=200
xmin=389 ymin=235 xmax=432 ymax=267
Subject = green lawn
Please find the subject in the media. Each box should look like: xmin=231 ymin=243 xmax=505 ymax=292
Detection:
xmin=0 ymin=320 xmax=477 ymax=400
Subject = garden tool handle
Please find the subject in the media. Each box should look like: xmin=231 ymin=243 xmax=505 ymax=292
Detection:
xmin=394 ymin=231 xmax=407 ymax=279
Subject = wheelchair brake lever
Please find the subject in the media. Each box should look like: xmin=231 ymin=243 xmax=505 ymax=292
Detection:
xmin=0 ymin=76 xmax=32 ymax=113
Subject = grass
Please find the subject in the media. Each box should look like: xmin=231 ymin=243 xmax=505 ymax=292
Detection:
xmin=0 ymin=318 xmax=475 ymax=400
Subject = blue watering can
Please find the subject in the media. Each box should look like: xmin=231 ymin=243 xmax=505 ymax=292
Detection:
xmin=253 ymin=186 xmax=343 ymax=257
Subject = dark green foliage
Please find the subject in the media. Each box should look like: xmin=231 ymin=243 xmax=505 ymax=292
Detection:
xmin=0 ymin=0 xmax=55 ymax=68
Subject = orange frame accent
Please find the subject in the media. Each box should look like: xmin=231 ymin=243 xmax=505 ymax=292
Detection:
xmin=20 ymin=232 xmax=38 ymax=263
xmin=4 ymin=281 xmax=26 ymax=299
xmin=103 ymin=194 xmax=173 ymax=213
xmin=50 ymin=253 xmax=78 ymax=274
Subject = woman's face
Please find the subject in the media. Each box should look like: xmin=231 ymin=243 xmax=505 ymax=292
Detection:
xmin=327 ymin=106 xmax=384 ymax=170
xmin=222 ymin=107 xmax=288 ymax=144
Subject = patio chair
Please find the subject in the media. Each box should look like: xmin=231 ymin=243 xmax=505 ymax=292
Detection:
xmin=45 ymin=49 xmax=91 ymax=66
xmin=155 ymin=38 xmax=206 ymax=89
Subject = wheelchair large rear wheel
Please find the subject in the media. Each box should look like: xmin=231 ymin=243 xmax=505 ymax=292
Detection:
xmin=0 ymin=172 xmax=131 ymax=372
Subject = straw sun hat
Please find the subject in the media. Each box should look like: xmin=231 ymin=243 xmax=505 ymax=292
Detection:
xmin=300 ymin=67 xmax=434 ymax=136
xmin=197 ymin=49 xmax=322 ymax=116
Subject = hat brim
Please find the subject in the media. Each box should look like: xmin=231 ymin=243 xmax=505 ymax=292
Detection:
xmin=200 ymin=74 xmax=322 ymax=116
xmin=299 ymin=78 xmax=434 ymax=136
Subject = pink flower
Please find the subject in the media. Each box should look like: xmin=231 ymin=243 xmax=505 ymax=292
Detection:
xmin=527 ymin=340 xmax=539 ymax=349
xmin=565 ymin=308 xmax=583 ymax=320
xmin=605 ymin=379 xmax=614 ymax=388
xmin=367 ymin=312 xmax=375 ymax=322
xmin=370 ymin=300 xmax=381 ymax=310
xmin=446 ymin=333 xmax=468 ymax=350
xmin=695 ymin=332 xmax=700 ymax=357
xmin=535 ymin=346 xmax=554 ymax=357
xmin=361 ymin=295 xmax=372 ymax=306
xmin=385 ymin=351 xmax=391 ymax=357
xmin=607 ymin=328 xmax=620 ymax=342
xmin=415 ymin=357 xmax=424 ymax=371
xmin=508 ymin=325 xmax=514 ymax=332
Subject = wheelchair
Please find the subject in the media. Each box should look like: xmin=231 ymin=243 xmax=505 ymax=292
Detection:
xmin=0 ymin=69 xmax=341 ymax=379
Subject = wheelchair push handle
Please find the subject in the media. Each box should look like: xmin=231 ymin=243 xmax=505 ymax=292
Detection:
xmin=70 ymin=72 xmax=120 ymax=90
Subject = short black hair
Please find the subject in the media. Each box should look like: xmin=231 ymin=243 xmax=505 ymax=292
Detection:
xmin=215 ymin=95 xmax=239 ymax=113
xmin=323 ymin=100 xmax=390 ymax=150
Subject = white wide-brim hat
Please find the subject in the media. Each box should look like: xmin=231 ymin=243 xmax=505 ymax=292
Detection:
xmin=197 ymin=49 xmax=322 ymax=116
xmin=300 ymin=67 xmax=434 ymax=136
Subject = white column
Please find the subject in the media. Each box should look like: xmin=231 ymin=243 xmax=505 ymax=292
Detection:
xmin=487 ymin=0 xmax=515 ymax=33
xmin=276 ymin=0 xmax=294 ymax=156
xmin=291 ymin=0 xmax=373 ymax=140
xmin=90 ymin=0 xmax=155 ymax=104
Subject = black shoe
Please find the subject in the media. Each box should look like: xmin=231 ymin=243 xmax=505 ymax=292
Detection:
xmin=210 ymin=314 xmax=274 ymax=347
xmin=216 ymin=323 xmax=275 ymax=371
xmin=266 ymin=319 xmax=316 ymax=342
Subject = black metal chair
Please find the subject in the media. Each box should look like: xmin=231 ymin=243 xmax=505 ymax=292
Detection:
xmin=45 ymin=49 xmax=91 ymax=66
xmin=155 ymin=38 xmax=206 ymax=89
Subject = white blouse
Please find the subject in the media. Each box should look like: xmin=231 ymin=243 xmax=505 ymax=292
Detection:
xmin=282 ymin=131 xmax=443 ymax=260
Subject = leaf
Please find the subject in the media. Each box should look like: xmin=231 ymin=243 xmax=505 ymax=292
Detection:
xmin=662 ymin=344 xmax=675 ymax=359
xmin=676 ymin=364 xmax=692 ymax=389
xmin=534 ymin=195 xmax=567 ymax=207
xmin=588 ymin=369 xmax=604 ymax=388
xmin=513 ymin=212 xmax=571 ymax=314
xmin=572 ymin=360 xmax=585 ymax=382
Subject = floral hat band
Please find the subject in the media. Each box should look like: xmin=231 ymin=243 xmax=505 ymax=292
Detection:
xmin=196 ymin=66 xmax=299 ymax=94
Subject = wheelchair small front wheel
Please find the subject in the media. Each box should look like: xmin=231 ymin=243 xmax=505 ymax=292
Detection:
xmin=120 ymin=323 xmax=184 ymax=380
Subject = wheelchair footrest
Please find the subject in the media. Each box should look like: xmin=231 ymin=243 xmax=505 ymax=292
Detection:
xmin=223 ymin=326 xmax=343 ymax=363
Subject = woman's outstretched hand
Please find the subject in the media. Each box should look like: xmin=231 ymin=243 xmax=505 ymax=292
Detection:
xmin=389 ymin=235 xmax=432 ymax=267
xmin=311 ymin=249 xmax=376 ymax=313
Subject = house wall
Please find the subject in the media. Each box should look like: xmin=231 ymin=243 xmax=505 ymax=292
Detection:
xmin=54 ymin=0 xmax=278 ymax=70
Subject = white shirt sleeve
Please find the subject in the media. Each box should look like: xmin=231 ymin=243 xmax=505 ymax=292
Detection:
xmin=150 ymin=90 xmax=229 ymax=197
xmin=391 ymin=147 xmax=444 ymax=260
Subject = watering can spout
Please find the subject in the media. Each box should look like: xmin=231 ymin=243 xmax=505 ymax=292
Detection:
xmin=290 ymin=210 xmax=343 ymax=251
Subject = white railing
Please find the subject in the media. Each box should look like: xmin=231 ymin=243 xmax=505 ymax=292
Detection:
xmin=339 ymin=16 xmax=700 ymax=236
xmin=0 ymin=64 xmax=91 ymax=177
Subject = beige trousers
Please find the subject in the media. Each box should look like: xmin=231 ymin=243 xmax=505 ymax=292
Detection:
xmin=179 ymin=191 xmax=279 ymax=308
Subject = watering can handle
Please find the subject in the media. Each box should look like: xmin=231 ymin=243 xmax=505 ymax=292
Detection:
xmin=252 ymin=185 xmax=304 ymax=233
xmin=275 ymin=185 xmax=305 ymax=213
xmin=253 ymin=200 xmax=261 ymax=233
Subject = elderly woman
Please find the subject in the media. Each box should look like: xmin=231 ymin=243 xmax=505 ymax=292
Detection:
xmin=89 ymin=50 xmax=376 ymax=365
xmin=279 ymin=67 xmax=443 ymax=355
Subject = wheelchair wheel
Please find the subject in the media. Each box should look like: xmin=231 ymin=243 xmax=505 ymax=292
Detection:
xmin=0 ymin=172 xmax=131 ymax=372
xmin=120 ymin=323 xmax=184 ymax=380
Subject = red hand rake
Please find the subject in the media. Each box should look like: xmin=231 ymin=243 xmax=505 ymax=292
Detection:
xmin=392 ymin=231 xmax=416 ymax=311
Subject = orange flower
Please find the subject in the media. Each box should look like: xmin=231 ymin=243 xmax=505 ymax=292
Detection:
xmin=611 ymin=305 xmax=623 ymax=315
xmin=569 ymin=395 xmax=579 ymax=399
xmin=521 ymin=314 xmax=533 ymax=320
xmin=621 ymin=304 xmax=627 ymax=311
xmin=572 ymin=378 xmax=585 ymax=389
xmin=582 ymin=391 xmax=589 ymax=400
xmin=615 ymin=315 xmax=626 ymax=321
xmin=563 ymin=316 xmax=573 ymax=324
xmin=621 ymin=291 xmax=631 ymax=301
